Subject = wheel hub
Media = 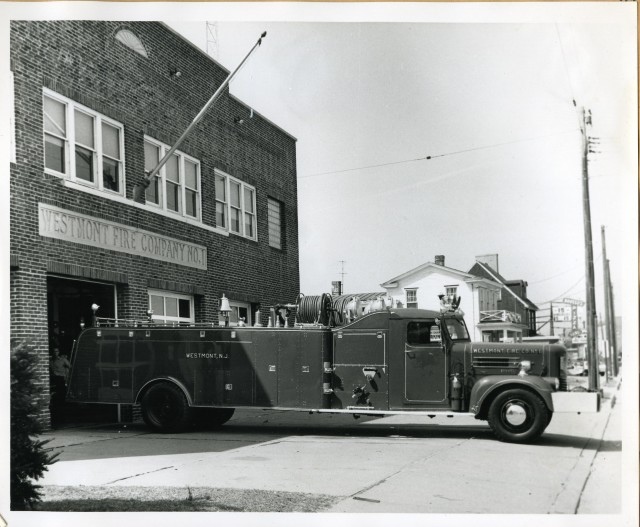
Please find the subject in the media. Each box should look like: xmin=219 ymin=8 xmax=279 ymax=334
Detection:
xmin=504 ymin=403 xmax=527 ymax=426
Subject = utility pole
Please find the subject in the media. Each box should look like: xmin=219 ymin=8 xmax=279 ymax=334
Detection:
xmin=601 ymin=226 xmax=613 ymax=379
xmin=549 ymin=302 xmax=554 ymax=336
xmin=581 ymin=108 xmax=599 ymax=392
xmin=606 ymin=258 xmax=620 ymax=376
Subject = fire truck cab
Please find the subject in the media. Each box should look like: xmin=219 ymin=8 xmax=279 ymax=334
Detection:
xmin=67 ymin=304 xmax=600 ymax=443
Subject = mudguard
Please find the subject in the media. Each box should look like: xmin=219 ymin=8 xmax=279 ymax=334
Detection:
xmin=135 ymin=376 xmax=194 ymax=406
xmin=469 ymin=375 xmax=555 ymax=416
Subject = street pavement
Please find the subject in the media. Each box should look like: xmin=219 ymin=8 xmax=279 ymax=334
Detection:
xmin=33 ymin=376 xmax=629 ymax=517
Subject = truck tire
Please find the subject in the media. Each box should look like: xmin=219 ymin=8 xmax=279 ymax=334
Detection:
xmin=193 ymin=408 xmax=235 ymax=429
xmin=141 ymin=382 xmax=192 ymax=433
xmin=487 ymin=388 xmax=549 ymax=443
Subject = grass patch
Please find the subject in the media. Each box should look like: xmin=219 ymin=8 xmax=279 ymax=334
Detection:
xmin=36 ymin=485 xmax=338 ymax=512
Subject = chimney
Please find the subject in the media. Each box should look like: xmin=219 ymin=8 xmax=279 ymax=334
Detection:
xmin=476 ymin=254 xmax=499 ymax=272
xmin=434 ymin=255 xmax=445 ymax=266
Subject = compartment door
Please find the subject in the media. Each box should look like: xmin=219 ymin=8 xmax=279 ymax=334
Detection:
xmin=404 ymin=320 xmax=447 ymax=403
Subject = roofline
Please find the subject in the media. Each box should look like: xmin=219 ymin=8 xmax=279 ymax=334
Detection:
xmin=380 ymin=261 xmax=473 ymax=288
xmin=159 ymin=22 xmax=297 ymax=142
xmin=475 ymin=261 xmax=537 ymax=310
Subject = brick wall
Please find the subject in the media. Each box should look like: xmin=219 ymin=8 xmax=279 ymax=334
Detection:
xmin=10 ymin=21 xmax=300 ymax=425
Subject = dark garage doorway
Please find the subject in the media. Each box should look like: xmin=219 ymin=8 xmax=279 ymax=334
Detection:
xmin=47 ymin=276 xmax=117 ymax=426
xmin=47 ymin=276 xmax=116 ymax=356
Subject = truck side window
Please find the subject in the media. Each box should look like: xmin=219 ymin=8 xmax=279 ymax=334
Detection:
xmin=407 ymin=321 xmax=436 ymax=345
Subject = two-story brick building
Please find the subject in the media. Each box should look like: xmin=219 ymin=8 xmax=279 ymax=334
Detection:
xmin=10 ymin=21 xmax=300 ymax=425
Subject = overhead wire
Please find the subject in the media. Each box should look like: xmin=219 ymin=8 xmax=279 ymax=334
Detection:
xmin=299 ymin=129 xmax=579 ymax=179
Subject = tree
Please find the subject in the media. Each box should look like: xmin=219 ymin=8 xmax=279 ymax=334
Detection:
xmin=10 ymin=341 xmax=58 ymax=510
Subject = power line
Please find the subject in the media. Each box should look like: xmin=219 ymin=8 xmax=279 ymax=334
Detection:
xmin=299 ymin=128 xmax=579 ymax=179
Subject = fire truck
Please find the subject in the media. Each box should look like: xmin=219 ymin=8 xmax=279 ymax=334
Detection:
xmin=67 ymin=294 xmax=600 ymax=443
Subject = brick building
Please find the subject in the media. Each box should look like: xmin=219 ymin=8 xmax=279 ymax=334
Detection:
xmin=10 ymin=21 xmax=300 ymax=425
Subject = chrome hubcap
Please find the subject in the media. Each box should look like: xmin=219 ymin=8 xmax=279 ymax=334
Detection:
xmin=504 ymin=403 xmax=527 ymax=426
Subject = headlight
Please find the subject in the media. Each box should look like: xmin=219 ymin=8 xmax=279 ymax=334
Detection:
xmin=518 ymin=360 xmax=532 ymax=377
xmin=554 ymin=377 xmax=560 ymax=390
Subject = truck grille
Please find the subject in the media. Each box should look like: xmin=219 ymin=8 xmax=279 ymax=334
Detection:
xmin=472 ymin=357 xmax=521 ymax=368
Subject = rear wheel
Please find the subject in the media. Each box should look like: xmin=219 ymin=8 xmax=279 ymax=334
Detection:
xmin=487 ymin=388 xmax=549 ymax=443
xmin=141 ymin=382 xmax=192 ymax=433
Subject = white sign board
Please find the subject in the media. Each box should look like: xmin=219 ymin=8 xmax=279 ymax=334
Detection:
xmin=39 ymin=203 xmax=207 ymax=270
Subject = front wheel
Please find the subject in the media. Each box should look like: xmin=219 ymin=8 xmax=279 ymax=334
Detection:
xmin=141 ymin=382 xmax=192 ymax=433
xmin=487 ymin=388 xmax=549 ymax=443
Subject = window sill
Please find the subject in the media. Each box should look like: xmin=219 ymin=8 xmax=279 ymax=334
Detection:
xmin=62 ymin=180 xmax=229 ymax=237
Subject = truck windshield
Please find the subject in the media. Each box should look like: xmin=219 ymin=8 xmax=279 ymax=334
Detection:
xmin=443 ymin=318 xmax=470 ymax=341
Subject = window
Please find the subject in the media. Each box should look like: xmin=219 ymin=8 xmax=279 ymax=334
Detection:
xmin=445 ymin=286 xmax=458 ymax=297
xmin=228 ymin=300 xmax=252 ymax=327
xmin=407 ymin=321 xmax=440 ymax=345
xmin=115 ymin=29 xmax=149 ymax=58
xmin=405 ymin=289 xmax=418 ymax=308
xmin=148 ymin=290 xmax=194 ymax=324
xmin=43 ymin=89 xmax=125 ymax=195
xmin=144 ymin=137 xmax=201 ymax=220
xmin=268 ymin=198 xmax=283 ymax=249
xmin=215 ymin=170 xmax=256 ymax=239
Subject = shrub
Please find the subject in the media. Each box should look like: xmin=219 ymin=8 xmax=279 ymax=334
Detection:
xmin=10 ymin=341 xmax=58 ymax=510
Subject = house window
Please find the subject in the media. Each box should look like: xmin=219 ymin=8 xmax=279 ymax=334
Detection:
xmin=215 ymin=169 xmax=257 ymax=240
xmin=43 ymin=89 xmax=125 ymax=195
xmin=268 ymin=198 xmax=283 ymax=249
xmin=405 ymin=289 xmax=418 ymax=308
xmin=148 ymin=290 xmax=194 ymax=324
xmin=144 ymin=137 xmax=201 ymax=220
xmin=445 ymin=286 xmax=458 ymax=298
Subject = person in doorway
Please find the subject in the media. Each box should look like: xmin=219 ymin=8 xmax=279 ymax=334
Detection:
xmin=50 ymin=348 xmax=71 ymax=425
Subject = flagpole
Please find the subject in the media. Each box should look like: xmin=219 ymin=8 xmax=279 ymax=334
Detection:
xmin=132 ymin=31 xmax=267 ymax=201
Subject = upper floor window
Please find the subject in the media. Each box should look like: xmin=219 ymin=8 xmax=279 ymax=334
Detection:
xmin=267 ymin=197 xmax=283 ymax=249
xmin=43 ymin=89 xmax=125 ymax=195
xmin=144 ymin=137 xmax=201 ymax=220
xmin=149 ymin=290 xmax=194 ymax=324
xmin=115 ymin=29 xmax=149 ymax=58
xmin=405 ymin=288 xmax=418 ymax=308
xmin=215 ymin=169 xmax=256 ymax=240
xmin=445 ymin=285 xmax=458 ymax=298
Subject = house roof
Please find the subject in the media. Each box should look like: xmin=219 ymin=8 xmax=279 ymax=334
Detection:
xmin=380 ymin=261 xmax=474 ymax=288
xmin=469 ymin=261 xmax=539 ymax=311
xmin=380 ymin=261 xmax=500 ymax=289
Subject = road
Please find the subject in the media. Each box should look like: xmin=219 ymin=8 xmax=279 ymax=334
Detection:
xmin=33 ymin=377 xmax=624 ymax=517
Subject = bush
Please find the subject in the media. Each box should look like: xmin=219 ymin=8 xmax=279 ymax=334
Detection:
xmin=10 ymin=341 xmax=58 ymax=510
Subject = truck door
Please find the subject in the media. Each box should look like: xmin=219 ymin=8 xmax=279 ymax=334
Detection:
xmin=404 ymin=320 xmax=447 ymax=404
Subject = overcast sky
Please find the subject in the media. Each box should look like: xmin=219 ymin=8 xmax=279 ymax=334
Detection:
xmin=167 ymin=7 xmax=636 ymax=319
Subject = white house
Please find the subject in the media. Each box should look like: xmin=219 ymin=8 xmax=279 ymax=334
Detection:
xmin=380 ymin=255 xmax=503 ymax=342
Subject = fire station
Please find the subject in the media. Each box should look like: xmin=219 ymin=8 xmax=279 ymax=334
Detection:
xmin=9 ymin=21 xmax=300 ymax=425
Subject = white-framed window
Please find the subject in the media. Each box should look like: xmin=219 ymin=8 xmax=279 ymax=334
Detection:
xmin=43 ymin=88 xmax=125 ymax=195
xmin=115 ymin=29 xmax=149 ymax=58
xmin=267 ymin=197 xmax=283 ymax=249
xmin=445 ymin=286 xmax=458 ymax=298
xmin=405 ymin=288 xmax=418 ymax=308
xmin=148 ymin=290 xmax=194 ymax=324
xmin=214 ymin=169 xmax=256 ymax=240
xmin=144 ymin=137 xmax=201 ymax=220
xmin=228 ymin=300 xmax=252 ymax=327
xmin=10 ymin=72 xmax=16 ymax=164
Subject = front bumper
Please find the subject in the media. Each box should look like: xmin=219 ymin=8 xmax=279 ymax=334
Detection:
xmin=551 ymin=391 xmax=601 ymax=413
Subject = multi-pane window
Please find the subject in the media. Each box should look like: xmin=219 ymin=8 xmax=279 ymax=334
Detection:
xmin=43 ymin=89 xmax=124 ymax=194
xmin=148 ymin=290 xmax=194 ymax=324
xmin=215 ymin=170 xmax=256 ymax=240
xmin=268 ymin=198 xmax=283 ymax=249
xmin=445 ymin=286 xmax=458 ymax=298
xmin=143 ymin=137 xmax=201 ymax=220
xmin=406 ymin=289 xmax=418 ymax=308
xmin=228 ymin=300 xmax=252 ymax=327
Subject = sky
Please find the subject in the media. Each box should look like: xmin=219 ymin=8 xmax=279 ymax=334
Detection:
xmin=166 ymin=6 xmax=636 ymax=321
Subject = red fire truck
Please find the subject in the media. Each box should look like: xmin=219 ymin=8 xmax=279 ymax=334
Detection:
xmin=67 ymin=295 xmax=600 ymax=443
